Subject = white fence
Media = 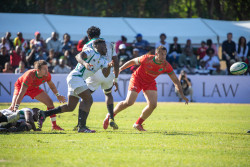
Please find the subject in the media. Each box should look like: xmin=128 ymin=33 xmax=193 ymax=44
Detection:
xmin=0 ymin=74 xmax=249 ymax=103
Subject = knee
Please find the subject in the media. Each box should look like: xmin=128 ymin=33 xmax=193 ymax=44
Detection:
xmin=124 ymin=100 xmax=134 ymax=107
xmin=83 ymin=96 xmax=93 ymax=106
xmin=47 ymin=99 xmax=54 ymax=108
xmin=149 ymin=103 xmax=157 ymax=110
xmin=66 ymin=105 xmax=76 ymax=112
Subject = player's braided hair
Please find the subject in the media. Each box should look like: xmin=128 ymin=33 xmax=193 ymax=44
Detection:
xmin=156 ymin=45 xmax=167 ymax=53
xmin=34 ymin=60 xmax=47 ymax=70
xmin=87 ymin=26 xmax=101 ymax=39
xmin=93 ymin=38 xmax=105 ymax=47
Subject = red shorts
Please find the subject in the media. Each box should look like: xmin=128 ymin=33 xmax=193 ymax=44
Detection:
xmin=128 ymin=76 xmax=157 ymax=93
xmin=14 ymin=81 xmax=44 ymax=99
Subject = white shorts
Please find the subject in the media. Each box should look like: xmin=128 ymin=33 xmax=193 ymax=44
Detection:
xmin=67 ymin=75 xmax=89 ymax=98
xmin=86 ymin=69 xmax=115 ymax=92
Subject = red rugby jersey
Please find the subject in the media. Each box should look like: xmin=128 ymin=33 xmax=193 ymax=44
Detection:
xmin=16 ymin=69 xmax=51 ymax=89
xmin=132 ymin=54 xmax=173 ymax=83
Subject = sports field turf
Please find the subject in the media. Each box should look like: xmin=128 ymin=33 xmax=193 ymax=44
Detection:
xmin=0 ymin=102 xmax=249 ymax=167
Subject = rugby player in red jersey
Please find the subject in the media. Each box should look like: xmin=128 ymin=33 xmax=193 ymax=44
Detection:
xmin=8 ymin=60 xmax=66 ymax=130
xmin=103 ymin=46 xmax=189 ymax=131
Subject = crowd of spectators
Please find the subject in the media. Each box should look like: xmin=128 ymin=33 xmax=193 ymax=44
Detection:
xmin=0 ymin=31 xmax=82 ymax=74
xmin=0 ymin=31 xmax=249 ymax=75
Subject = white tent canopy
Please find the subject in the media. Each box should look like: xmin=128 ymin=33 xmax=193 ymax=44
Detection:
xmin=45 ymin=14 xmax=136 ymax=42
xmin=0 ymin=13 xmax=249 ymax=44
xmin=0 ymin=13 xmax=54 ymax=41
xmin=124 ymin=18 xmax=218 ymax=44
xmin=203 ymin=19 xmax=250 ymax=44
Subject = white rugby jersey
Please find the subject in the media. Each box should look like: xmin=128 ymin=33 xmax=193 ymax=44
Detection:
xmin=69 ymin=47 xmax=108 ymax=79
xmin=83 ymin=38 xmax=116 ymax=62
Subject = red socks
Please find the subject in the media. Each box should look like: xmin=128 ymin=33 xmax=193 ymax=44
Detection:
xmin=47 ymin=107 xmax=57 ymax=126
xmin=136 ymin=117 xmax=144 ymax=125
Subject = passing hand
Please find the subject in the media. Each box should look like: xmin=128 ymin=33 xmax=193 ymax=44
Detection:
xmin=57 ymin=95 xmax=66 ymax=103
xmin=113 ymin=82 xmax=118 ymax=92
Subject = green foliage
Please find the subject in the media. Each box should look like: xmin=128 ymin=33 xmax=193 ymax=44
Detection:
xmin=1 ymin=0 xmax=250 ymax=20
xmin=0 ymin=102 xmax=249 ymax=166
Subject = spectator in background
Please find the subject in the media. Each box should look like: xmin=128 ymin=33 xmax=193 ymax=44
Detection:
xmin=15 ymin=61 xmax=28 ymax=74
xmin=130 ymin=48 xmax=140 ymax=73
xmin=179 ymin=40 xmax=197 ymax=73
xmin=35 ymin=47 xmax=47 ymax=61
xmin=202 ymin=48 xmax=220 ymax=74
xmin=206 ymin=39 xmax=218 ymax=57
xmin=0 ymin=37 xmax=10 ymax=51
xmin=169 ymin=36 xmax=182 ymax=69
xmin=30 ymin=32 xmax=46 ymax=51
xmin=117 ymin=44 xmax=130 ymax=62
xmin=46 ymin=32 xmax=62 ymax=58
xmin=63 ymin=50 xmax=75 ymax=69
xmin=175 ymin=70 xmax=193 ymax=102
xmin=115 ymin=36 xmax=129 ymax=53
xmin=62 ymin=33 xmax=73 ymax=52
xmin=222 ymin=32 xmax=236 ymax=73
xmin=5 ymin=32 xmax=14 ymax=50
xmin=236 ymin=36 xmax=248 ymax=62
xmin=13 ymin=32 xmax=27 ymax=51
xmin=53 ymin=58 xmax=71 ymax=74
xmin=10 ymin=46 xmax=22 ymax=69
xmin=133 ymin=33 xmax=150 ymax=56
xmin=77 ymin=36 xmax=88 ymax=52
xmin=169 ymin=36 xmax=182 ymax=57
xmin=26 ymin=45 xmax=36 ymax=68
xmin=197 ymin=41 xmax=207 ymax=60
xmin=0 ymin=46 xmax=10 ymax=72
xmin=155 ymin=33 xmax=169 ymax=55
xmin=2 ymin=62 xmax=13 ymax=73
xmin=196 ymin=60 xmax=209 ymax=75
xmin=212 ymin=62 xmax=226 ymax=75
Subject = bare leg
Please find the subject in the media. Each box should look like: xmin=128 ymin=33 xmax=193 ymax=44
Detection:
xmin=35 ymin=92 xmax=54 ymax=108
xmin=139 ymin=90 xmax=158 ymax=121
xmin=113 ymin=90 xmax=138 ymax=115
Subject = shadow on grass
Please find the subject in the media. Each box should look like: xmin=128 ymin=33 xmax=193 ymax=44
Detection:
xmin=0 ymin=131 xmax=67 ymax=135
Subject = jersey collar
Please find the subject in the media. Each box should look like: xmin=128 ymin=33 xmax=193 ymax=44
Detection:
xmin=153 ymin=56 xmax=162 ymax=65
xmin=35 ymin=70 xmax=43 ymax=78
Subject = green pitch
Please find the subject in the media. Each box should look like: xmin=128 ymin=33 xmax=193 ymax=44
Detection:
xmin=0 ymin=102 xmax=249 ymax=167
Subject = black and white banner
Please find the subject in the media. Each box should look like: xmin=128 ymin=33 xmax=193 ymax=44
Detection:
xmin=0 ymin=74 xmax=249 ymax=103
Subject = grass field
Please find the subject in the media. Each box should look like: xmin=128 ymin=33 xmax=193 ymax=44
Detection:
xmin=0 ymin=102 xmax=249 ymax=167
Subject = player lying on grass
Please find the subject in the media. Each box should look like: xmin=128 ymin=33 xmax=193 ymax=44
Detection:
xmin=74 ymin=26 xmax=119 ymax=131
xmin=8 ymin=60 xmax=66 ymax=130
xmin=0 ymin=108 xmax=40 ymax=132
xmin=37 ymin=39 xmax=113 ymax=133
xmin=103 ymin=46 xmax=189 ymax=131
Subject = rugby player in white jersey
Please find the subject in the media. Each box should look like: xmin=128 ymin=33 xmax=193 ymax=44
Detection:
xmin=0 ymin=108 xmax=40 ymax=132
xmin=75 ymin=26 xmax=119 ymax=130
xmin=37 ymin=39 xmax=113 ymax=133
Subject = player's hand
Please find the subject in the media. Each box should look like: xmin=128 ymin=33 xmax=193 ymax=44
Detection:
xmin=182 ymin=96 xmax=189 ymax=105
xmin=8 ymin=105 xmax=14 ymax=111
xmin=57 ymin=95 xmax=66 ymax=103
xmin=113 ymin=82 xmax=118 ymax=92
xmin=85 ymin=63 xmax=93 ymax=70
xmin=108 ymin=60 xmax=114 ymax=67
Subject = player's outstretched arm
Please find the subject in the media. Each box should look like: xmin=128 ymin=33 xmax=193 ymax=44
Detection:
xmin=168 ymin=72 xmax=189 ymax=104
xmin=75 ymin=52 xmax=92 ymax=70
xmin=112 ymin=56 xmax=119 ymax=92
xmin=13 ymin=84 xmax=28 ymax=112
xmin=119 ymin=57 xmax=141 ymax=73
xmin=47 ymin=80 xmax=66 ymax=103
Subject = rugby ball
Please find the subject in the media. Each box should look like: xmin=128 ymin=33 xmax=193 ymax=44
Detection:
xmin=230 ymin=62 xmax=248 ymax=75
